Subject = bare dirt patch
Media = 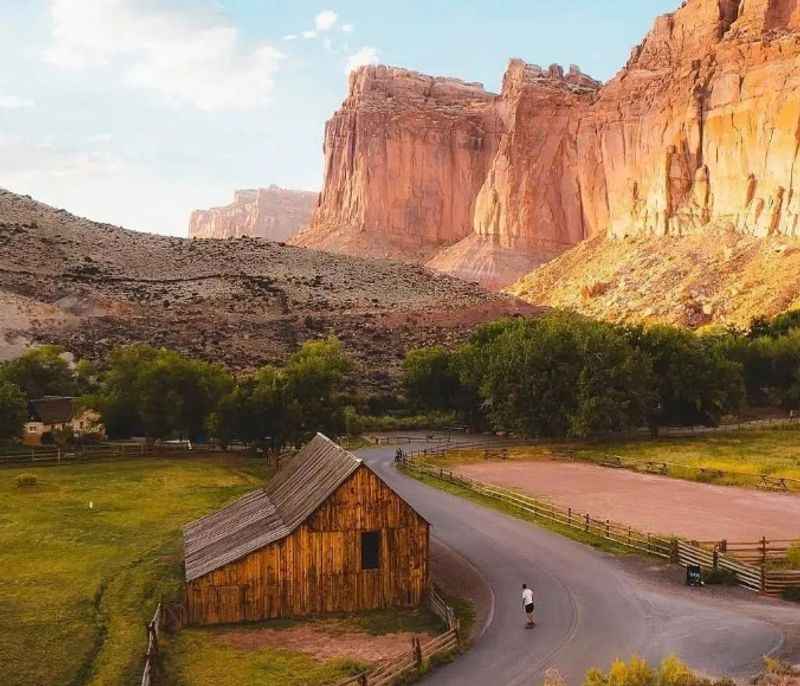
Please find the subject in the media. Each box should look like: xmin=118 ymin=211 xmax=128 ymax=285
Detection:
xmin=219 ymin=621 xmax=432 ymax=663
xmin=458 ymin=461 xmax=800 ymax=541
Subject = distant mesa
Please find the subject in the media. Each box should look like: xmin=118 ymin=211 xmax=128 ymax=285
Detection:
xmin=189 ymin=185 xmax=318 ymax=242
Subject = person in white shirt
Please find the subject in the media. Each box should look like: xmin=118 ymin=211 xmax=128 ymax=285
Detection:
xmin=522 ymin=583 xmax=535 ymax=627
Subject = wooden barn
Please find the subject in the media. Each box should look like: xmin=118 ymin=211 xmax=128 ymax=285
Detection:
xmin=183 ymin=433 xmax=430 ymax=625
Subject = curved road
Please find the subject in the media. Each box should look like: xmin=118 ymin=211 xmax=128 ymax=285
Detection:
xmin=359 ymin=442 xmax=787 ymax=686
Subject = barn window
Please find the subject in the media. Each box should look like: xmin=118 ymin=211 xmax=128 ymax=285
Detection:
xmin=361 ymin=531 xmax=381 ymax=570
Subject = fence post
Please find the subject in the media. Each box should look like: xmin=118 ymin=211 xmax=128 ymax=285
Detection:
xmin=761 ymin=537 xmax=767 ymax=566
xmin=606 ymin=520 xmax=611 ymax=539
xmin=712 ymin=547 xmax=719 ymax=570
xmin=567 ymin=507 xmax=572 ymax=527
xmin=358 ymin=674 xmax=368 ymax=686
xmin=720 ymin=539 xmax=727 ymax=553
xmin=670 ymin=538 xmax=679 ymax=563
xmin=585 ymin=514 xmax=590 ymax=533
xmin=760 ymin=564 xmax=766 ymax=593
xmin=413 ymin=637 xmax=423 ymax=669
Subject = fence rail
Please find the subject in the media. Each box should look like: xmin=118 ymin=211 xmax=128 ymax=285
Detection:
xmin=0 ymin=442 xmax=239 ymax=467
xmin=399 ymin=453 xmax=800 ymax=597
xmin=398 ymin=453 xmax=674 ymax=560
xmin=332 ymin=589 xmax=461 ymax=686
xmin=140 ymin=603 xmax=162 ymax=686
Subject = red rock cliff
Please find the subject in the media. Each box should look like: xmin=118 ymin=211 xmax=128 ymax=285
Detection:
xmin=297 ymin=0 xmax=800 ymax=288
xmin=189 ymin=186 xmax=317 ymax=241
xmin=290 ymin=65 xmax=502 ymax=261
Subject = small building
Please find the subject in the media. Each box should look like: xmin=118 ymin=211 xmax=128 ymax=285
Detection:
xmin=23 ymin=396 xmax=105 ymax=446
xmin=183 ymin=433 xmax=430 ymax=625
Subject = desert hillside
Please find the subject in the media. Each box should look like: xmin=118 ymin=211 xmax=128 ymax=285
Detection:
xmin=506 ymin=233 xmax=800 ymax=328
xmin=0 ymin=189 xmax=535 ymax=391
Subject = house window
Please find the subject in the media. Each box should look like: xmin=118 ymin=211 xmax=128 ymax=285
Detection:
xmin=361 ymin=531 xmax=381 ymax=570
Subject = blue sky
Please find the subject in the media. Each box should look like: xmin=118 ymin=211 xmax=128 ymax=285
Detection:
xmin=0 ymin=1 xmax=677 ymax=236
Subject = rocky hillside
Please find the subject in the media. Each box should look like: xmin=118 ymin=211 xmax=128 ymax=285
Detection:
xmin=0 ymin=189 xmax=536 ymax=392
xmin=189 ymin=186 xmax=317 ymax=241
xmin=507 ymin=232 xmax=800 ymax=328
xmin=293 ymin=0 xmax=800 ymax=312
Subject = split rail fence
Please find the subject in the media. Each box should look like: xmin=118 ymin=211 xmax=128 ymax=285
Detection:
xmin=398 ymin=452 xmax=800 ymax=597
xmin=140 ymin=603 xmax=162 ymax=686
xmin=332 ymin=587 xmax=461 ymax=686
xmin=0 ymin=442 xmax=239 ymax=467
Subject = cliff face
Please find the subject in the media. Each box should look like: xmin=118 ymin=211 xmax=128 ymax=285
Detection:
xmin=189 ymin=186 xmax=317 ymax=241
xmin=290 ymin=66 xmax=502 ymax=261
xmin=297 ymin=0 xmax=800 ymax=295
xmin=583 ymin=0 xmax=800 ymax=241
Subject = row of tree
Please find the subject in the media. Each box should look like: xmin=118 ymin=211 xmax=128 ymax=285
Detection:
xmin=0 ymin=338 xmax=351 ymax=448
xmin=402 ymin=311 xmax=800 ymax=438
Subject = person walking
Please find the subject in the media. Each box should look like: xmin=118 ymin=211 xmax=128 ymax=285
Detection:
xmin=522 ymin=583 xmax=535 ymax=628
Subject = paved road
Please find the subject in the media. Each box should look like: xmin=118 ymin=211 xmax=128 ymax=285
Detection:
xmin=359 ymin=442 xmax=786 ymax=686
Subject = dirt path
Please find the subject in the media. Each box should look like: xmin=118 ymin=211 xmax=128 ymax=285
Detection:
xmin=458 ymin=461 xmax=800 ymax=541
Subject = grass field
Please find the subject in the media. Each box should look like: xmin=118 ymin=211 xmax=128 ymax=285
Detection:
xmin=162 ymin=608 xmax=447 ymax=686
xmin=422 ymin=426 xmax=800 ymax=489
xmin=0 ymin=454 xmax=268 ymax=686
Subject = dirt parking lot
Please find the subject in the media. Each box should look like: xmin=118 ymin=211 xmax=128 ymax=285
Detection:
xmin=458 ymin=461 xmax=800 ymax=541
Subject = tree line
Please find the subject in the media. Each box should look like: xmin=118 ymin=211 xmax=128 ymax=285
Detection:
xmin=401 ymin=310 xmax=800 ymax=438
xmin=0 ymin=338 xmax=351 ymax=448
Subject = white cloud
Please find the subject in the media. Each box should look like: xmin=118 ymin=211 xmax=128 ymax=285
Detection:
xmin=43 ymin=0 xmax=283 ymax=112
xmin=0 ymin=95 xmax=35 ymax=110
xmin=345 ymin=46 xmax=379 ymax=75
xmin=315 ymin=10 xmax=338 ymax=32
xmin=283 ymin=34 xmax=298 ymax=41
xmin=341 ymin=23 xmax=354 ymax=33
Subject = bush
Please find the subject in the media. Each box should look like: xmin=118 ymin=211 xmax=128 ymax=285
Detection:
xmin=786 ymin=543 xmax=800 ymax=568
xmin=583 ymin=656 xmax=735 ymax=686
xmin=15 ymin=473 xmax=38 ymax=488
xmin=781 ymin=587 xmax=800 ymax=603
xmin=703 ymin=567 xmax=738 ymax=586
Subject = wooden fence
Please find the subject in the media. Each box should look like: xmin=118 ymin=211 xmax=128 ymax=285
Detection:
xmin=0 ymin=442 xmax=241 ymax=467
xmin=140 ymin=603 xmax=162 ymax=686
xmin=332 ymin=588 xmax=461 ymax=686
xmin=399 ymin=453 xmax=800 ymax=597
xmin=399 ymin=452 xmax=674 ymax=559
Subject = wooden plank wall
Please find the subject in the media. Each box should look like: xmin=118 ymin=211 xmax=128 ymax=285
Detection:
xmin=186 ymin=466 xmax=429 ymax=624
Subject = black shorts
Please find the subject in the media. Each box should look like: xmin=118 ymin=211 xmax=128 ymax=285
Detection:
xmin=525 ymin=603 xmax=535 ymax=614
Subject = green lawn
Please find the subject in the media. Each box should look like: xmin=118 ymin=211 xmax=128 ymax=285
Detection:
xmin=161 ymin=608 xmax=447 ymax=686
xmin=422 ymin=426 xmax=800 ymax=489
xmin=0 ymin=454 xmax=267 ymax=686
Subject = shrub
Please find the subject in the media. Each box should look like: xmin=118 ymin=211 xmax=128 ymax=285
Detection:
xmin=583 ymin=656 xmax=736 ymax=686
xmin=781 ymin=587 xmax=800 ymax=603
xmin=786 ymin=543 xmax=800 ymax=568
xmin=703 ymin=567 xmax=738 ymax=586
xmin=15 ymin=473 xmax=38 ymax=488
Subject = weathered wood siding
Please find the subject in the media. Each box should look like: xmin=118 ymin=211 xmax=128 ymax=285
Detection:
xmin=186 ymin=465 xmax=429 ymax=625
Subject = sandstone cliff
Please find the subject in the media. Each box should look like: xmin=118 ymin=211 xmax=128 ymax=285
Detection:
xmin=296 ymin=0 xmax=800 ymax=300
xmin=189 ymin=186 xmax=317 ymax=241
xmin=290 ymin=65 xmax=502 ymax=262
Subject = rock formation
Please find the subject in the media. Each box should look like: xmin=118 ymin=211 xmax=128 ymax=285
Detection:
xmin=290 ymin=66 xmax=502 ymax=262
xmin=295 ymin=0 xmax=800 ymax=293
xmin=189 ymin=186 xmax=317 ymax=241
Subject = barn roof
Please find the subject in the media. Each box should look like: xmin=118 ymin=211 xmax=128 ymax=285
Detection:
xmin=183 ymin=433 xmax=363 ymax=582
xmin=28 ymin=397 xmax=76 ymax=425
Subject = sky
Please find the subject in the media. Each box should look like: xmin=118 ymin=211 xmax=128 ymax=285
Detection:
xmin=0 ymin=1 xmax=678 ymax=237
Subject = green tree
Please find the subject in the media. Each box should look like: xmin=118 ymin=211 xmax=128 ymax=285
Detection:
xmin=402 ymin=346 xmax=462 ymax=411
xmin=626 ymin=325 xmax=744 ymax=429
xmin=0 ymin=381 xmax=27 ymax=443
xmin=0 ymin=345 xmax=76 ymax=399
xmin=284 ymin=336 xmax=351 ymax=441
xmin=481 ymin=314 xmax=653 ymax=438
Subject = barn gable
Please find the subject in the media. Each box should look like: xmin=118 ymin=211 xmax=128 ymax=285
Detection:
xmin=183 ymin=433 xmax=362 ymax=582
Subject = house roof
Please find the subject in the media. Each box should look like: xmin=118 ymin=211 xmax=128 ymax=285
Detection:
xmin=183 ymin=433 xmax=363 ymax=582
xmin=28 ymin=397 xmax=76 ymax=425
